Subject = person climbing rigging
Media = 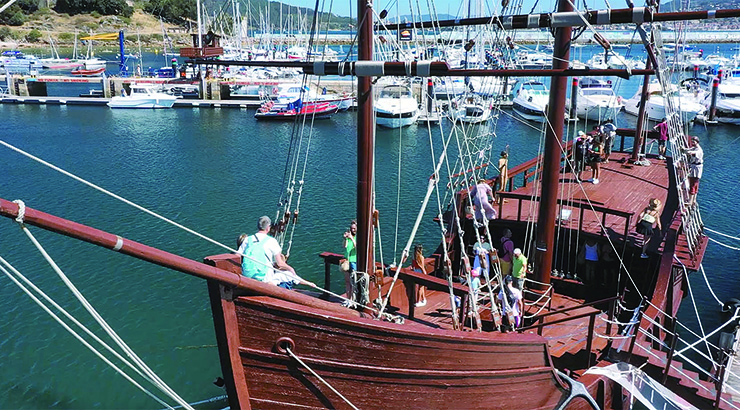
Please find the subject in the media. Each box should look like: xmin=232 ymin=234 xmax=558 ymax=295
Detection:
xmin=469 ymin=179 xmax=497 ymax=222
xmin=683 ymin=136 xmax=704 ymax=206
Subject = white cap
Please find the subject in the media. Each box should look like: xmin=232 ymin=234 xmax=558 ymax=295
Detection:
xmin=513 ymin=248 xmax=522 ymax=256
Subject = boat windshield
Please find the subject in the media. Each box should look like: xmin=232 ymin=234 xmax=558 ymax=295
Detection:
xmin=380 ymin=86 xmax=411 ymax=98
xmin=523 ymin=83 xmax=548 ymax=94
xmin=583 ymin=89 xmax=615 ymax=96
xmin=721 ymin=93 xmax=740 ymax=99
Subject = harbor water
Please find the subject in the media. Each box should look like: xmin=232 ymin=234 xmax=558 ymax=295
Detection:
xmin=1 ymin=52 xmax=740 ymax=408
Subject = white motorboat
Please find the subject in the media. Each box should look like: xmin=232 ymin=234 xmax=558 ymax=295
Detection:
xmin=623 ymin=81 xmax=706 ymax=123
xmin=433 ymin=78 xmax=469 ymax=100
xmin=107 ymin=84 xmax=178 ymax=109
xmin=449 ymin=95 xmax=492 ymax=124
xmin=512 ymin=81 xmax=549 ymax=122
xmin=274 ymin=83 xmax=353 ymax=111
xmin=374 ymin=84 xmax=419 ymax=128
xmin=567 ymin=78 xmax=622 ymax=121
xmin=469 ymin=77 xmax=517 ymax=100
xmin=1 ymin=51 xmax=41 ymax=74
xmin=702 ymin=81 xmax=740 ymax=125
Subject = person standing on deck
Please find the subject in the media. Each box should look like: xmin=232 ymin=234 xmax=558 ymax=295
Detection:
xmin=469 ymin=179 xmax=497 ymax=222
xmin=496 ymin=151 xmax=509 ymax=203
xmin=238 ymin=216 xmax=313 ymax=289
xmin=573 ymin=131 xmax=591 ymax=181
xmin=683 ymin=136 xmax=704 ymax=206
xmin=588 ymin=131 xmax=604 ymax=185
xmin=512 ymin=248 xmax=528 ymax=290
xmin=499 ymin=229 xmax=515 ymax=276
xmin=498 ymin=275 xmax=523 ymax=331
xmin=343 ymin=220 xmax=366 ymax=307
xmin=636 ymin=198 xmax=662 ymax=258
xmin=600 ymin=119 xmax=617 ymax=163
xmin=473 ymin=234 xmax=492 ymax=280
xmin=412 ymin=244 xmax=428 ymax=307
xmin=653 ymin=118 xmax=669 ymax=160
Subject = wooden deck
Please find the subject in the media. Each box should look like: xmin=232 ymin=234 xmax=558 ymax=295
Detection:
xmin=494 ymin=151 xmax=704 ymax=270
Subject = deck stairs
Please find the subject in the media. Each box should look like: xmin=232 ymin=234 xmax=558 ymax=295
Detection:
xmin=623 ymin=335 xmax=740 ymax=410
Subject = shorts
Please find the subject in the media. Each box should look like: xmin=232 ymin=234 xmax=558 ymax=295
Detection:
xmin=659 ymin=139 xmax=667 ymax=147
xmin=689 ymin=177 xmax=700 ymax=195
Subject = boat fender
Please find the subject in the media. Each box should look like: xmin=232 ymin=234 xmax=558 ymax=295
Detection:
xmin=722 ymin=298 xmax=740 ymax=313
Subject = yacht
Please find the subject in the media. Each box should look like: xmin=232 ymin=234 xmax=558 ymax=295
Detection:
xmin=567 ymin=78 xmax=622 ymax=121
xmin=107 ymin=84 xmax=178 ymax=109
xmin=623 ymin=81 xmax=706 ymax=123
xmin=433 ymin=78 xmax=468 ymax=100
xmin=512 ymin=81 xmax=549 ymax=122
xmin=374 ymin=84 xmax=419 ymax=128
xmin=449 ymin=95 xmax=492 ymax=124
xmin=702 ymin=81 xmax=740 ymax=125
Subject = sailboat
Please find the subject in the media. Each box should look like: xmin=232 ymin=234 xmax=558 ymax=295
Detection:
xmin=3 ymin=3 xmax=740 ymax=410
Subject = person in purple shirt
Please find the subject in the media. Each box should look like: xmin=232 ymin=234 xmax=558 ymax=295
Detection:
xmin=653 ymin=118 xmax=669 ymax=160
xmin=499 ymin=229 xmax=514 ymax=276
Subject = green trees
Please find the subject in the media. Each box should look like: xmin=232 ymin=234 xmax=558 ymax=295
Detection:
xmin=0 ymin=0 xmax=38 ymax=26
xmin=54 ymin=0 xmax=134 ymax=18
xmin=144 ymin=0 xmax=196 ymax=25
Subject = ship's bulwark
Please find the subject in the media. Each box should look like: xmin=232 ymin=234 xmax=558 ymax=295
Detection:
xmin=230 ymin=295 xmax=567 ymax=409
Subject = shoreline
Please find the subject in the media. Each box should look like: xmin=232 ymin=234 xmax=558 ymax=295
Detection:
xmin=4 ymin=30 xmax=740 ymax=52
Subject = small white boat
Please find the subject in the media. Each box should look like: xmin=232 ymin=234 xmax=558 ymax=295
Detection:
xmin=449 ymin=95 xmax=492 ymax=124
xmin=107 ymin=84 xmax=178 ymax=109
xmin=374 ymin=84 xmax=419 ymax=128
xmin=567 ymin=78 xmax=622 ymax=121
xmin=622 ymin=81 xmax=705 ymax=123
xmin=512 ymin=81 xmax=549 ymax=122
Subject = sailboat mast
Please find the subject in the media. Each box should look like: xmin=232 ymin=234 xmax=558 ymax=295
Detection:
xmin=533 ymin=0 xmax=573 ymax=286
xmin=357 ymin=0 xmax=375 ymax=288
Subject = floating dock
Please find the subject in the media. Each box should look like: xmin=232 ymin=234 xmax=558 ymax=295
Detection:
xmin=0 ymin=95 xmax=260 ymax=109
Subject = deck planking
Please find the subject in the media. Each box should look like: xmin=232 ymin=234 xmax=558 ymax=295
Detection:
xmin=494 ymin=151 xmax=702 ymax=269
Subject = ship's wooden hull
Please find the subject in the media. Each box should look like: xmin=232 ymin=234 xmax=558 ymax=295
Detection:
xmin=209 ymin=286 xmax=569 ymax=410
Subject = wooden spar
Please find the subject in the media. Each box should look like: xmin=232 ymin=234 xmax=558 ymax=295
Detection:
xmin=0 ymin=199 xmax=358 ymax=317
xmin=357 ymin=0 xmax=375 ymax=289
xmin=188 ymin=58 xmax=654 ymax=79
xmin=378 ymin=7 xmax=740 ymax=31
xmin=533 ymin=0 xmax=573 ymax=287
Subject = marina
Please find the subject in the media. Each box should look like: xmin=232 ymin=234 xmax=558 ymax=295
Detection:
xmin=4 ymin=0 xmax=740 ymax=409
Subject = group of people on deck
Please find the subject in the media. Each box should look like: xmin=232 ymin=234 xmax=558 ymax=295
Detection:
xmin=572 ymin=119 xmax=616 ymax=184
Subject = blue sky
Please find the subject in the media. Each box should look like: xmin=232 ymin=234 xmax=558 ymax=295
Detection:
xmin=279 ymin=0 xmax=617 ymax=19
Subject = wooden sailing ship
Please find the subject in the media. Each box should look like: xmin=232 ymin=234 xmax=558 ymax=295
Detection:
xmin=2 ymin=3 xmax=740 ymax=410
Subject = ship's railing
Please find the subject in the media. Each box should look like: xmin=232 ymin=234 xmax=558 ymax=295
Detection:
xmin=519 ymin=294 xmax=621 ymax=368
xmin=496 ymin=191 xmax=634 ymax=241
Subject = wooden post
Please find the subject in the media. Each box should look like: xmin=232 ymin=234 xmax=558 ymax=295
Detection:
xmin=586 ymin=312 xmax=596 ymax=368
xmin=662 ymin=322 xmax=678 ymax=384
xmin=323 ymin=258 xmax=331 ymax=292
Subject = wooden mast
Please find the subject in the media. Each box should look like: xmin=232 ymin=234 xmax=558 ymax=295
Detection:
xmin=357 ymin=0 xmax=375 ymax=295
xmin=533 ymin=0 xmax=573 ymax=286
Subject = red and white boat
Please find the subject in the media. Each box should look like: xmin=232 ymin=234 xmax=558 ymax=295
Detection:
xmin=71 ymin=67 xmax=106 ymax=76
xmin=254 ymin=98 xmax=339 ymax=120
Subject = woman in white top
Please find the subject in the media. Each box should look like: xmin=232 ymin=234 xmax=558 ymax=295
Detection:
xmin=498 ymin=275 xmax=523 ymax=330
xmin=636 ymin=198 xmax=662 ymax=258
